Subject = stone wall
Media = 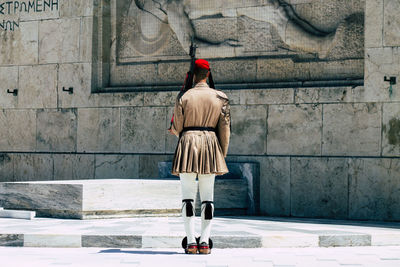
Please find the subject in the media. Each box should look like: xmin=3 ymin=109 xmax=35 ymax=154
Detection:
xmin=0 ymin=0 xmax=399 ymax=221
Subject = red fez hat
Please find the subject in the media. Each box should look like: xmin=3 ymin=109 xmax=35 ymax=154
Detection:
xmin=195 ymin=59 xmax=210 ymax=70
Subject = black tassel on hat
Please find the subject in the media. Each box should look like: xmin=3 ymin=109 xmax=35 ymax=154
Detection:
xmin=208 ymin=71 xmax=215 ymax=89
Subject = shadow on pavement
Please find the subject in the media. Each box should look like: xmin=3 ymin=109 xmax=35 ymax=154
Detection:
xmin=98 ymin=249 xmax=180 ymax=255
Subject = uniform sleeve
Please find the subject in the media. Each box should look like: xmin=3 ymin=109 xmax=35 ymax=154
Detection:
xmin=217 ymin=99 xmax=231 ymax=157
xmin=170 ymin=96 xmax=184 ymax=137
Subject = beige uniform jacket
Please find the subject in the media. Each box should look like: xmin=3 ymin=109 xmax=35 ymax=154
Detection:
xmin=170 ymin=82 xmax=231 ymax=176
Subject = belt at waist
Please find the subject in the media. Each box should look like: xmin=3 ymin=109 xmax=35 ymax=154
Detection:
xmin=180 ymin=127 xmax=216 ymax=137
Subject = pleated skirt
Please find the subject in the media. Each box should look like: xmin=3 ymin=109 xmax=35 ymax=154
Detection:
xmin=171 ymin=131 xmax=229 ymax=176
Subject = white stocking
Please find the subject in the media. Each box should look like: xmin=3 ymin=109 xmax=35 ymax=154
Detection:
xmin=198 ymin=173 xmax=215 ymax=244
xmin=180 ymin=173 xmax=197 ymax=244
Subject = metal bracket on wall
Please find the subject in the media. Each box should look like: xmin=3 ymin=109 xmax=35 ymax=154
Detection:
xmin=62 ymin=87 xmax=74 ymax=94
xmin=384 ymin=76 xmax=397 ymax=85
xmin=7 ymin=89 xmax=18 ymax=96
xmin=384 ymin=76 xmax=396 ymax=98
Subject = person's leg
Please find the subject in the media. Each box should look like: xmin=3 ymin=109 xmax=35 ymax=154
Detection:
xmin=179 ymin=172 xmax=197 ymax=245
xmin=198 ymin=173 xmax=215 ymax=244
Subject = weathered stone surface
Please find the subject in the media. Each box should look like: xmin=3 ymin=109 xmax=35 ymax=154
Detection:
xmin=309 ymin=60 xmax=364 ymax=80
xmin=291 ymin=157 xmax=349 ymax=219
xmin=0 ymin=21 xmax=38 ymax=65
xmin=139 ymin=154 xmax=173 ymax=179
xmin=364 ymin=47 xmax=400 ymax=102
xmin=157 ymin=62 xmax=189 ymax=85
xmin=260 ymin=157 xmax=290 ymax=216
xmin=290 ymin=0 xmax=365 ymax=33
xmin=267 ymin=104 xmax=322 ymax=155
xmin=19 ymin=0 xmax=60 ymax=21
xmin=121 ymin=107 xmax=166 ymax=153
xmin=239 ymin=89 xmax=294 ymax=105
xmin=77 ymin=108 xmax=120 ymax=152
xmin=18 ymin=65 xmax=58 ymax=109
xmin=319 ymin=234 xmax=371 ymax=247
xmin=257 ymin=58 xmax=309 ymax=82
xmin=110 ymin=64 xmax=158 ymax=86
xmin=79 ymin=16 xmax=93 ymax=62
xmin=322 ymin=103 xmax=381 ymax=156
xmin=104 ymin=0 xmax=366 ymax=87
xmin=186 ymin=0 xmax=272 ymax=19
xmin=325 ymin=13 xmax=364 ymax=60
xmin=53 ymin=154 xmax=95 ymax=180
xmin=295 ymin=86 xmax=362 ymax=104
xmin=382 ymin=103 xmax=400 ymax=156
xmin=0 ymin=234 xmax=23 ymax=247
xmin=93 ymin=93 xmax=144 ymax=108
xmin=144 ymin=91 xmax=177 ymax=107
xmin=13 ymin=154 xmax=53 ymax=181
xmin=0 ymin=181 xmax=82 ymax=218
xmin=384 ymin=0 xmax=400 ymax=46
xmin=39 ymin=18 xmax=81 ymax=63
xmin=211 ymin=59 xmax=257 ymax=84
xmin=365 ymin=0 xmax=383 ymax=48
xmin=95 ymin=155 xmax=139 ymax=179
xmin=116 ymin=1 xmax=187 ymax=63
xmin=0 ymin=109 xmax=36 ymax=151
xmin=0 ymin=179 xmax=180 ymax=218
xmin=237 ymin=15 xmax=283 ymax=53
xmin=349 ymin=158 xmax=400 ymax=221
xmin=0 ymin=66 xmax=18 ymax=109
xmin=319 ymin=86 xmax=364 ymax=103
xmin=214 ymin=236 xmax=262 ymax=249
xmin=193 ymin=17 xmax=238 ymax=45
xmin=24 ymin=234 xmax=81 ymax=248
xmin=82 ymin=235 xmax=141 ymax=248
xmin=0 ymin=154 xmax=13 ymax=182
xmin=37 ymin=109 xmax=77 ymax=152
xmin=229 ymin=105 xmax=267 ymax=155
xmin=61 ymin=0 xmax=93 ymax=17
xmin=58 ymin=63 xmax=92 ymax=108
xmin=224 ymin=90 xmax=240 ymax=105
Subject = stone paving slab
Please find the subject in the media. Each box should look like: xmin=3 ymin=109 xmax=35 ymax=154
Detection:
xmin=0 ymin=216 xmax=399 ymax=249
xmin=1 ymin=246 xmax=400 ymax=267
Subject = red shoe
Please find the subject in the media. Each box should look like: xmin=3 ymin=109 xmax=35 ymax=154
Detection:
xmin=185 ymin=243 xmax=198 ymax=254
xmin=199 ymin=242 xmax=211 ymax=254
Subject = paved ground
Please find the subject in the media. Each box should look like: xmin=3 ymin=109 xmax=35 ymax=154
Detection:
xmin=1 ymin=216 xmax=400 ymax=248
xmin=1 ymin=246 xmax=400 ymax=267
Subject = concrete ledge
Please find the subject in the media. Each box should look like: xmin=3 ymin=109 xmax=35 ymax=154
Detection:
xmin=0 ymin=179 xmax=248 ymax=219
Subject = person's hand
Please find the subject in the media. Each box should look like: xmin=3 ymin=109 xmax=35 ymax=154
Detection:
xmin=167 ymin=128 xmax=174 ymax=135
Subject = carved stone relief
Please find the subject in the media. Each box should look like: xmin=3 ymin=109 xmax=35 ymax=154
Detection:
xmin=102 ymin=0 xmax=365 ymax=88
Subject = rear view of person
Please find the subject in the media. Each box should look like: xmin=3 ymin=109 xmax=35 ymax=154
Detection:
xmin=169 ymin=59 xmax=231 ymax=254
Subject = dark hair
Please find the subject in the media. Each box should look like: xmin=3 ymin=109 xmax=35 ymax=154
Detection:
xmin=194 ymin=67 xmax=209 ymax=82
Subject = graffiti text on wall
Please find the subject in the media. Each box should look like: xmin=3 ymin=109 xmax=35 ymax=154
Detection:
xmin=0 ymin=0 xmax=59 ymax=31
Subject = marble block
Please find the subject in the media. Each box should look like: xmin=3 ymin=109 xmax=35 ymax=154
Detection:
xmin=158 ymin=162 xmax=257 ymax=215
xmin=0 ymin=178 xmax=248 ymax=219
xmin=0 ymin=209 xmax=36 ymax=220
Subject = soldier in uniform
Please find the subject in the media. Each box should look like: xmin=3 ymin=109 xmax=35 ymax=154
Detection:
xmin=169 ymin=59 xmax=231 ymax=254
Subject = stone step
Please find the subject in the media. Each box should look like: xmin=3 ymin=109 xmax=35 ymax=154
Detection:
xmin=1 ymin=216 xmax=400 ymax=248
xmin=0 ymin=179 xmax=248 ymax=219
xmin=0 ymin=209 xmax=36 ymax=220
